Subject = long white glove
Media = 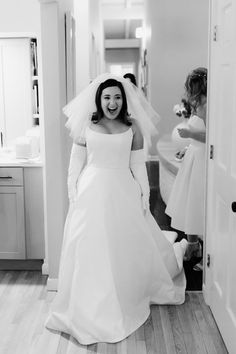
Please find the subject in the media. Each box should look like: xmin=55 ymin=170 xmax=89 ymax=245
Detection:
xmin=130 ymin=149 xmax=150 ymax=214
xmin=68 ymin=143 xmax=87 ymax=203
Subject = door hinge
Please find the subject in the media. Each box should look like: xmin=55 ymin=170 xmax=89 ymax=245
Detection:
xmin=207 ymin=254 xmax=211 ymax=267
xmin=210 ymin=145 xmax=214 ymax=159
xmin=213 ymin=25 xmax=218 ymax=41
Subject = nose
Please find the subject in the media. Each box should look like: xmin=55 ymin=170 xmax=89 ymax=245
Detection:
xmin=109 ymin=98 xmax=116 ymax=107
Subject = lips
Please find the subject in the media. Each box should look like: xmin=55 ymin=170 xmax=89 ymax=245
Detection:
xmin=108 ymin=107 xmax=118 ymax=114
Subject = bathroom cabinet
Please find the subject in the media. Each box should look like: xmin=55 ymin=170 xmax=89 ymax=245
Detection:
xmin=0 ymin=37 xmax=40 ymax=147
xmin=0 ymin=167 xmax=25 ymax=258
xmin=0 ymin=166 xmax=44 ymax=259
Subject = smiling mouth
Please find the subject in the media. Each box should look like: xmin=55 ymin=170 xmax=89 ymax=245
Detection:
xmin=108 ymin=108 xmax=118 ymax=114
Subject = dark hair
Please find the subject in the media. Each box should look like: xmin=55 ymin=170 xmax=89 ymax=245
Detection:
xmin=123 ymin=73 xmax=137 ymax=86
xmin=91 ymin=78 xmax=131 ymax=126
xmin=184 ymin=67 xmax=207 ymax=111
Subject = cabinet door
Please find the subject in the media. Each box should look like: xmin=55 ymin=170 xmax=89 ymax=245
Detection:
xmin=0 ymin=186 xmax=25 ymax=259
xmin=24 ymin=167 xmax=45 ymax=259
xmin=0 ymin=38 xmax=32 ymax=146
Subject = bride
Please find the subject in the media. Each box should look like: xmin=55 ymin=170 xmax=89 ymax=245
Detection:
xmin=45 ymin=73 xmax=187 ymax=345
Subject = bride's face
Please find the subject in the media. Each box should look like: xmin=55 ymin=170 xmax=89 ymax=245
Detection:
xmin=101 ymin=86 xmax=123 ymax=120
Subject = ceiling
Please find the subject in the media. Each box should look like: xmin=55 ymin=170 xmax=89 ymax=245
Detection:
xmin=101 ymin=0 xmax=144 ymax=40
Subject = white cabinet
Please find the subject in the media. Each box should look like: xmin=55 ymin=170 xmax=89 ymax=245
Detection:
xmin=0 ymin=38 xmax=40 ymax=147
xmin=24 ymin=167 xmax=44 ymax=259
xmin=0 ymin=168 xmax=25 ymax=259
xmin=0 ymin=166 xmax=44 ymax=260
xmin=0 ymin=38 xmax=32 ymax=146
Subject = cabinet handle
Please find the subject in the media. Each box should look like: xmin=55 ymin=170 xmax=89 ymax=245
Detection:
xmin=0 ymin=176 xmax=13 ymax=179
xmin=232 ymin=202 xmax=236 ymax=213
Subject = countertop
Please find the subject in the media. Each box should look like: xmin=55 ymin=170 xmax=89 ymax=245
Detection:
xmin=0 ymin=151 xmax=43 ymax=167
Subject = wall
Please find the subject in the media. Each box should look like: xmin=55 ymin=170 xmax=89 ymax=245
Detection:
xmin=105 ymin=48 xmax=140 ymax=79
xmin=74 ymin=1 xmax=90 ymax=93
xmin=90 ymin=0 xmax=105 ymax=80
xmin=38 ymin=0 xmax=75 ymax=285
xmin=74 ymin=0 xmax=104 ymax=94
xmin=0 ymin=0 xmax=40 ymax=34
xmin=145 ymin=0 xmax=209 ymax=149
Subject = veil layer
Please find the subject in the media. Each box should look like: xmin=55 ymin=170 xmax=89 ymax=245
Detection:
xmin=63 ymin=73 xmax=160 ymax=146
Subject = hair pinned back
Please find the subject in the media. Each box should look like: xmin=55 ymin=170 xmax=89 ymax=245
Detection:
xmin=184 ymin=67 xmax=207 ymax=111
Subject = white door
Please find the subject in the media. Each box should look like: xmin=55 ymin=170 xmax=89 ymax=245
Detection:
xmin=205 ymin=0 xmax=236 ymax=353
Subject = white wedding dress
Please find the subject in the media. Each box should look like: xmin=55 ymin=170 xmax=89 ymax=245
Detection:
xmin=45 ymin=126 xmax=186 ymax=345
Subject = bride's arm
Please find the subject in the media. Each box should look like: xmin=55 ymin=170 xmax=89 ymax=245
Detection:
xmin=130 ymin=122 xmax=150 ymax=214
xmin=67 ymin=140 xmax=87 ymax=204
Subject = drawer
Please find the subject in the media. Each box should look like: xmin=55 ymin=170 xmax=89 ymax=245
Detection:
xmin=0 ymin=167 xmax=23 ymax=186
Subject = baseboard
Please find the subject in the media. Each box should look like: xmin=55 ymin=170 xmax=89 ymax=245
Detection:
xmin=47 ymin=277 xmax=58 ymax=291
xmin=0 ymin=259 xmax=43 ymax=271
xmin=202 ymin=283 xmax=210 ymax=305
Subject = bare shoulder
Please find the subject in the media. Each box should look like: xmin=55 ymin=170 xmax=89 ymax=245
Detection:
xmin=130 ymin=119 xmax=144 ymax=150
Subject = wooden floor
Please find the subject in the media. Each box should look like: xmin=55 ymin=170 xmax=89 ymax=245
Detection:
xmin=0 ymin=271 xmax=228 ymax=354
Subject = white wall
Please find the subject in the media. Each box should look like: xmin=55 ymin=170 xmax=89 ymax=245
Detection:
xmin=74 ymin=0 xmax=104 ymax=94
xmin=90 ymin=0 xmax=105 ymax=79
xmin=0 ymin=0 xmax=40 ymax=34
xmin=74 ymin=1 xmax=90 ymax=93
xmin=145 ymin=0 xmax=209 ymax=151
xmin=105 ymin=48 xmax=140 ymax=79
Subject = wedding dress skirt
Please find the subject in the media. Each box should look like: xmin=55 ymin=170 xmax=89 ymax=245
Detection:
xmin=45 ymin=127 xmax=186 ymax=345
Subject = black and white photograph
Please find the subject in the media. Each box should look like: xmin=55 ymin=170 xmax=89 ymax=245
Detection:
xmin=0 ymin=0 xmax=235 ymax=353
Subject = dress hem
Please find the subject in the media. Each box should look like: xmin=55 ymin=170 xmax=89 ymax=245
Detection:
xmin=46 ymin=310 xmax=151 ymax=346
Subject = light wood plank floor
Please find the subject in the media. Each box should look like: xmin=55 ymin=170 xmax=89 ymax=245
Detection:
xmin=0 ymin=271 xmax=228 ymax=354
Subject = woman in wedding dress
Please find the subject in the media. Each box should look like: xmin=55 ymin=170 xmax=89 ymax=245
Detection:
xmin=45 ymin=74 xmax=187 ymax=345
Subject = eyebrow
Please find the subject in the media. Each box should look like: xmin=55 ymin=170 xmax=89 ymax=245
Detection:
xmin=102 ymin=93 xmax=122 ymax=97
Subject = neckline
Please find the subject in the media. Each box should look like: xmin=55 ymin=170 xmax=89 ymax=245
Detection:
xmin=88 ymin=126 xmax=132 ymax=136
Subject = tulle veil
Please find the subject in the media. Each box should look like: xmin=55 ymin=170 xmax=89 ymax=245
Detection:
xmin=63 ymin=73 xmax=160 ymax=147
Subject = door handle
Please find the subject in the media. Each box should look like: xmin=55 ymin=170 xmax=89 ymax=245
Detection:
xmin=0 ymin=176 xmax=13 ymax=179
xmin=232 ymin=202 xmax=236 ymax=213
